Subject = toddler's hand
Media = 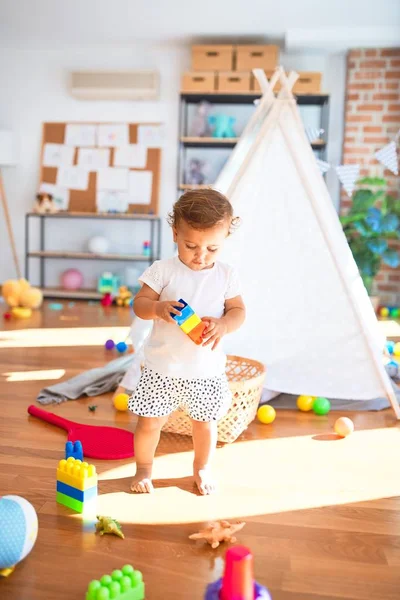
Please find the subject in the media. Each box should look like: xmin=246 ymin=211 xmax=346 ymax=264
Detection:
xmin=155 ymin=300 xmax=185 ymax=324
xmin=201 ymin=317 xmax=228 ymax=350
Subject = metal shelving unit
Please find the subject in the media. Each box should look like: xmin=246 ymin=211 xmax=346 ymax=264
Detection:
xmin=25 ymin=212 xmax=161 ymax=300
xmin=178 ymin=91 xmax=330 ymax=191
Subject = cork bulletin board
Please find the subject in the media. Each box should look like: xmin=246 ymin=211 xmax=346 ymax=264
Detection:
xmin=39 ymin=122 xmax=162 ymax=214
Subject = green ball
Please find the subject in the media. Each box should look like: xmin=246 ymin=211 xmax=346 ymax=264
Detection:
xmin=391 ymin=308 xmax=399 ymax=318
xmin=313 ymin=397 xmax=331 ymax=415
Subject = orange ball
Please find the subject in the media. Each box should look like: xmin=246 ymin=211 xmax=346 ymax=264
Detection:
xmin=113 ymin=393 xmax=130 ymax=412
xmin=334 ymin=417 xmax=354 ymax=437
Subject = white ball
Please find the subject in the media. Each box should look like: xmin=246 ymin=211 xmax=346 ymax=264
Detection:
xmin=0 ymin=495 xmax=38 ymax=570
xmin=88 ymin=236 xmax=110 ymax=254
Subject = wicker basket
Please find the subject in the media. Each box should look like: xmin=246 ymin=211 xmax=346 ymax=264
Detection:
xmin=162 ymin=355 xmax=266 ymax=443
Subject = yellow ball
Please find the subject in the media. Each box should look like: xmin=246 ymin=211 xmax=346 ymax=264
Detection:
xmin=380 ymin=307 xmax=389 ymax=317
xmin=257 ymin=405 xmax=276 ymax=424
xmin=394 ymin=343 xmax=400 ymax=357
xmin=296 ymin=395 xmax=315 ymax=412
xmin=113 ymin=393 xmax=130 ymax=411
xmin=334 ymin=417 xmax=354 ymax=437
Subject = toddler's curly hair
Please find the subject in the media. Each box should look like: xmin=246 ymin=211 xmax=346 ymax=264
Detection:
xmin=167 ymin=189 xmax=240 ymax=233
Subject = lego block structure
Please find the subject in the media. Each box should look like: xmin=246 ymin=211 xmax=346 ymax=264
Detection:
xmin=56 ymin=457 xmax=97 ymax=513
xmin=65 ymin=440 xmax=83 ymax=461
xmin=86 ymin=564 xmax=145 ymax=600
xmin=171 ymin=299 xmax=207 ymax=345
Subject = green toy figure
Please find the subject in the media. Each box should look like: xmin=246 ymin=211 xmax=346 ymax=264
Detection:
xmin=95 ymin=515 xmax=125 ymax=539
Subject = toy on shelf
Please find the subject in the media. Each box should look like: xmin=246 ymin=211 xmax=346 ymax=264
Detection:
xmin=88 ymin=236 xmax=110 ymax=254
xmin=142 ymin=241 xmax=151 ymax=258
xmin=2 ymin=278 xmax=43 ymax=317
xmin=379 ymin=306 xmax=399 ymax=318
xmin=98 ymin=272 xmax=120 ymax=296
xmin=190 ymin=101 xmax=213 ymax=137
xmin=257 ymin=405 xmax=276 ymax=424
xmin=33 ymin=192 xmax=57 ymax=214
xmin=56 ymin=457 xmax=98 ymax=514
xmin=114 ymin=393 xmax=130 ymax=412
xmin=65 ymin=440 xmax=83 ymax=461
xmin=208 ymin=114 xmax=236 ymax=138
xmin=185 ymin=158 xmax=208 ymax=186
xmin=296 ymin=395 xmax=315 ymax=412
xmin=27 ymin=405 xmax=134 ymax=460
xmin=334 ymin=417 xmax=354 ymax=437
xmin=171 ymin=298 xmax=207 ymax=345
xmin=116 ymin=286 xmax=133 ymax=307
xmin=0 ymin=495 xmax=38 ymax=577
xmin=101 ymin=292 xmax=113 ymax=307
xmin=86 ymin=564 xmax=144 ymax=600
xmin=385 ymin=359 xmax=400 ymax=379
xmin=386 ymin=340 xmax=395 ymax=355
xmin=204 ymin=545 xmax=272 ymax=600
xmin=61 ymin=268 xmax=83 ymax=291
xmin=189 ymin=520 xmax=245 ymax=549
xmin=95 ymin=515 xmax=125 ymax=539
xmin=394 ymin=342 xmax=400 ymax=357
xmin=313 ymin=396 xmax=331 ymax=415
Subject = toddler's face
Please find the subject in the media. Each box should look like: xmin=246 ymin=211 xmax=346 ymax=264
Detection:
xmin=174 ymin=220 xmax=229 ymax=271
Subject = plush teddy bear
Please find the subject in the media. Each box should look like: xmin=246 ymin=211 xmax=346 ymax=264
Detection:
xmin=2 ymin=279 xmax=43 ymax=311
xmin=33 ymin=193 xmax=57 ymax=214
xmin=208 ymin=115 xmax=236 ymax=138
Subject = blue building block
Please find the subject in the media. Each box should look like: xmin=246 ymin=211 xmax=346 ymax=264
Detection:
xmin=172 ymin=303 xmax=194 ymax=326
xmin=65 ymin=440 xmax=83 ymax=461
xmin=56 ymin=480 xmax=97 ymax=502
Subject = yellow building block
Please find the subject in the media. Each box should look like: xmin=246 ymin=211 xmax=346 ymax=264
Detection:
xmin=180 ymin=313 xmax=201 ymax=334
xmin=56 ymin=457 xmax=97 ymax=491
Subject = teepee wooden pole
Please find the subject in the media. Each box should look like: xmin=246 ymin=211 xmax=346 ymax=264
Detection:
xmin=0 ymin=168 xmax=22 ymax=279
xmin=279 ymin=115 xmax=400 ymax=419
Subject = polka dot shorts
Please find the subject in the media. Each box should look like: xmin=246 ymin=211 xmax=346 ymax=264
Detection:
xmin=128 ymin=367 xmax=232 ymax=422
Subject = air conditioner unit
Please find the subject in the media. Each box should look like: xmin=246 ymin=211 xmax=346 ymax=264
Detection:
xmin=70 ymin=70 xmax=159 ymax=101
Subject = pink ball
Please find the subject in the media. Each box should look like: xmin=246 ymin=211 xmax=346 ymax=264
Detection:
xmin=61 ymin=269 xmax=83 ymax=290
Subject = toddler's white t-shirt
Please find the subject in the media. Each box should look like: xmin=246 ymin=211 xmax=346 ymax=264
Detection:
xmin=139 ymin=256 xmax=241 ymax=379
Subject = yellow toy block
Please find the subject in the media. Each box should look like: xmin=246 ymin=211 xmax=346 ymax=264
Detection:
xmin=180 ymin=313 xmax=201 ymax=334
xmin=56 ymin=457 xmax=97 ymax=491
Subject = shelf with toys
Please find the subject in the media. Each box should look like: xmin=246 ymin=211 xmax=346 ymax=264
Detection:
xmin=25 ymin=212 xmax=161 ymax=300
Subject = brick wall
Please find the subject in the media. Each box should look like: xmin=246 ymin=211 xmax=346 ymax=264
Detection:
xmin=342 ymin=48 xmax=400 ymax=306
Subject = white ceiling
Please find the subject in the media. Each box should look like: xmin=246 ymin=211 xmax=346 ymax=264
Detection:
xmin=0 ymin=0 xmax=399 ymax=47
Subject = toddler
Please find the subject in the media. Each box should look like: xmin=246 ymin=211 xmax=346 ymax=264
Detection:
xmin=128 ymin=189 xmax=245 ymax=495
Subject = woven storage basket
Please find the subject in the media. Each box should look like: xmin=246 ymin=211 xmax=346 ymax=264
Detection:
xmin=162 ymin=355 xmax=266 ymax=443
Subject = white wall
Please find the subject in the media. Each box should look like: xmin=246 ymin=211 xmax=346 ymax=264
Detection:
xmin=0 ymin=42 xmax=345 ymax=287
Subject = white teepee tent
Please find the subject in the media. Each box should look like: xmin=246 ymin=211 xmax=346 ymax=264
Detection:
xmin=216 ymin=68 xmax=400 ymax=418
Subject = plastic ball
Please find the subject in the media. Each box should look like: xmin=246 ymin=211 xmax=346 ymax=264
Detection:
xmin=0 ymin=495 xmax=38 ymax=574
xmin=390 ymin=308 xmax=399 ymax=318
xmin=3 ymin=312 xmax=11 ymax=320
xmin=296 ymin=395 xmax=314 ymax=412
xmin=386 ymin=340 xmax=395 ymax=355
xmin=116 ymin=341 xmax=128 ymax=353
xmin=334 ymin=417 xmax=354 ymax=437
xmin=380 ymin=307 xmax=389 ymax=318
xmin=394 ymin=342 xmax=400 ymax=357
xmin=113 ymin=393 xmax=130 ymax=411
xmin=257 ymin=405 xmax=276 ymax=424
xmin=88 ymin=236 xmax=110 ymax=254
xmin=105 ymin=339 xmax=115 ymax=350
xmin=386 ymin=360 xmax=399 ymax=379
xmin=61 ymin=268 xmax=83 ymax=291
xmin=313 ymin=397 xmax=331 ymax=415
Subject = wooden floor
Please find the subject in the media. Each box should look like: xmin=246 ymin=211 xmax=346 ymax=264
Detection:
xmin=1 ymin=301 xmax=400 ymax=600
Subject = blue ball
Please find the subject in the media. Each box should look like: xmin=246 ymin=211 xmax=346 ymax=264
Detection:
xmin=0 ymin=496 xmax=38 ymax=571
xmin=116 ymin=341 xmax=128 ymax=353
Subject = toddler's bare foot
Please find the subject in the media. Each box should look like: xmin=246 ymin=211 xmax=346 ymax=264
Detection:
xmin=194 ymin=467 xmax=216 ymax=495
xmin=130 ymin=467 xmax=153 ymax=493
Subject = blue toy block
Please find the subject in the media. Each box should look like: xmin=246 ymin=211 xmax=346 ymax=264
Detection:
xmin=56 ymin=480 xmax=97 ymax=502
xmin=170 ymin=298 xmax=187 ymax=319
xmin=172 ymin=304 xmax=194 ymax=326
xmin=65 ymin=440 xmax=83 ymax=461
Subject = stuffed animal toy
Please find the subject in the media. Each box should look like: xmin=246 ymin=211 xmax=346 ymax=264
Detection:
xmin=190 ymin=101 xmax=213 ymax=137
xmin=208 ymin=115 xmax=236 ymax=138
xmin=185 ymin=159 xmax=207 ymax=185
xmin=34 ymin=193 xmax=57 ymax=214
xmin=2 ymin=279 xmax=43 ymax=314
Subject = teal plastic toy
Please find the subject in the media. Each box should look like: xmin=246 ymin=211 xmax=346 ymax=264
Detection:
xmin=208 ymin=115 xmax=236 ymax=138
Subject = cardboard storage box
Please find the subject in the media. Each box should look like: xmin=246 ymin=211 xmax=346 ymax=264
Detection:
xmin=252 ymin=71 xmax=322 ymax=94
xmin=236 ymin=45 xmax=279 ymax=71
xmin=192 ymin=45 xmax=234 ymax=71
xmin=217 ymin=71 xmax=251 ymax=93
xmin=181 ymin=72 xmax=216 ymax=92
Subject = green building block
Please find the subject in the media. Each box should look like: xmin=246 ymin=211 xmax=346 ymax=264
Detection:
xmin=86 ymin=565 xmax=145 ymax=600
xmin=56 ymin=491 xmax=96 ymax=514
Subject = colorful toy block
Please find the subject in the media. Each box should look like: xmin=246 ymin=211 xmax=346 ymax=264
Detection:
xmin=56 ymin=457 xmax=97 ymax=513
xmin=86 ymin=564 xmax=145 ymax=600
xmin=171 ymin=298 xmax=207 ymax=345
xmin=65 ymin=440 xmax=83 ymax=461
